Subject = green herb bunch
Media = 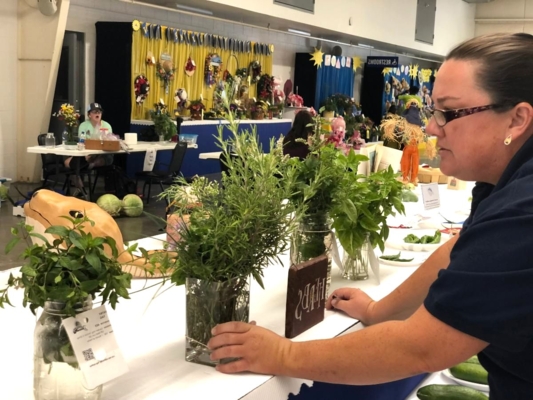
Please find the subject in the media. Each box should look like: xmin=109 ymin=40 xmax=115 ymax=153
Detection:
xmin=1 ymin=215 xmax=133 ymax=316
xmin=331 ymin=163 xmax=404 ymax=257
xmin=160 ymin=94 xmax=311 ymax=287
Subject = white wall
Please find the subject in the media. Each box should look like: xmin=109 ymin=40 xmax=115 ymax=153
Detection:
xmin=209 ymin=0 xmax=476 ymax=57
xmin=475 ymin=0 xmax=533 ymax=36
xmin=67 ymin=0 xmax=441 ymax=110
xmin=0 ymin=0 xmax=18 ymax=179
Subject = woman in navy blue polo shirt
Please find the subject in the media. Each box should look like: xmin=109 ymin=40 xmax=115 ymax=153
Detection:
xmin=207 ymin=33 xmax=533 ymax=399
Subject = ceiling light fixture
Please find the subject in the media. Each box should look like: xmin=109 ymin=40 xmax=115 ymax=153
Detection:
xmin=175 ymin=4 xmax=213 ymax=16
xmin=357 ymin=43 xmax=374 ymax=49
xmin=287 ymin=28 xmax=311 ymax=36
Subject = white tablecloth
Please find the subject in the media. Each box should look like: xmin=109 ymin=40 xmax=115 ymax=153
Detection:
xmin=0 ymin=183 xmax=475 ymax=400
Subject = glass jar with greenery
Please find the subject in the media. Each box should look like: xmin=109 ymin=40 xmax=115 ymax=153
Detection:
xmin=150 ymin=101 xmax=176 ymax=141
xmin=1 ymin=214 xmax=134 ymax=400
xmin=158 ymin=94 xmax=315 ymax=367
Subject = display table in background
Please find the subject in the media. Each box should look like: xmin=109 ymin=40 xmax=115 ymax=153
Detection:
xmin=129 ymin=119 xmax=292 ymax=178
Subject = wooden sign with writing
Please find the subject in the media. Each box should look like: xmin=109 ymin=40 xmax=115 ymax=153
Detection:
xmin=285 ymin=255 xmax=328 ymax=339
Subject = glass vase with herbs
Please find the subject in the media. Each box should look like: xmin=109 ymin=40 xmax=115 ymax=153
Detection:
xmin=157 ymin=94 xmax=313 ymax=367
xmin=1 ymin=215 xmax=134 ymax=400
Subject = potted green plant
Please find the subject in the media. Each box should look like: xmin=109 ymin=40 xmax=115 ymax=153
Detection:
xmin=249 ymin=100 xmax=268 ymax=120
xmin=187 ymin=99 xmax=206 ymax=120
xmin=1 ymin=215 xmax=134 ymax=400
xmin=150 ymin=101 xmax=176 ymax=141
xmin=157 ymin=96 xmax=312 ymax=367
xmin=322 ymin=97 xmax=336 ymax=118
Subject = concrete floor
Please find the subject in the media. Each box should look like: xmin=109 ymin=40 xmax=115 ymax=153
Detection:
xmin=0 ymin=180 xmax=172 ymax=272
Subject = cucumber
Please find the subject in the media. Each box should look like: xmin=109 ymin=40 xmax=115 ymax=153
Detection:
xmin=417 ymin=384 xmax=488 ymax=399
xmin=450 ymin=363 xmax=488 ymax=384
xmin=463 ymin=355 xmax=480 ymax=365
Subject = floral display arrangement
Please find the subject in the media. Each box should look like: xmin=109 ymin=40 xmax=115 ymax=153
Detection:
xmin=187 ymin=99 xmax=206 ymax=120
xmin=53 ymin=103 xmax=80 ymax=143
xmin=156 ymin=61 xmax=175 ymax=93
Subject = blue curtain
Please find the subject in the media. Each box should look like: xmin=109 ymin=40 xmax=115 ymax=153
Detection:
xmin=314 ymin=55 xmax=355 ymax=110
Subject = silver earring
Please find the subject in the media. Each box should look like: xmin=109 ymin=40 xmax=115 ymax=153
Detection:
xmin=504 ymin=134 xmax=512 ymax=146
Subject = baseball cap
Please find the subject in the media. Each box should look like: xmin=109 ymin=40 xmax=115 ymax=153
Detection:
xmin=87 ymin=103 xmax=104 ymax=113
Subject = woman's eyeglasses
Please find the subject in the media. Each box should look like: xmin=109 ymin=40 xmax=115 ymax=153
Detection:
xmin=429 ymin=104 xmax=505 ymax=127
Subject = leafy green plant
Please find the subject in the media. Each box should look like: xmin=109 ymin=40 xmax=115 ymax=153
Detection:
xmin=1 ymin=215 xmax=133 ymax=316
xmin=150 ymin=111 xmax=176 ymax=141
xmin=159 ymin=95 xmax=312 ymax=287
xmin=331 ymin=164 xmax=404 ymax=256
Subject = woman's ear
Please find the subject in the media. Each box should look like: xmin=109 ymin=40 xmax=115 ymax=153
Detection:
xmin=507 ymin=102 xmax=533 ymax=140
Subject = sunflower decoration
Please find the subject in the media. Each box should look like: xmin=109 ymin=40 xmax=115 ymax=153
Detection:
xmin=156 ymin=59 xmax=175 ymax=93
xmin=134 ymin=74 xmax=150 ymax=105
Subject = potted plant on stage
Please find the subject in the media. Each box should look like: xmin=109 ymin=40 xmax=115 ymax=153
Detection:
xmin=250 ymin=100 xmax=268 ymax=120
xmin=321 ymin=97 xmax=336 ymax=119
xmin=150 ymin=100 xmax=176 ymax=141
xmin=53 ymin=103 xmax=80 ymax=148
xmin=187 ymin=99 xmax=206 ymax=120
xmin=157 ymin=95 xmax=312 ymax=367
xmin=1 ymin=215 xmax=133 ymax=400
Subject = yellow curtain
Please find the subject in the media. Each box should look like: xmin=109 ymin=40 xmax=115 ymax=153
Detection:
xmin=131 ymin=25 xmax=273 ymax=120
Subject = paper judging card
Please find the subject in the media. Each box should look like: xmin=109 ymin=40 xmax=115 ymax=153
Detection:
xmin=63 ymin=305 xmax=128 ymax=389
xmin=420 ymin=183 xmax=440 ymax=210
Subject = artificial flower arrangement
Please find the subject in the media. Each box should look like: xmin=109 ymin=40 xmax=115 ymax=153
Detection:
xmin=53 ymin=103 xmax=80 ymax=143
xmin=287 ymin=93 xmax=304 ymax=107
xmin=187 ymin=99 xmax=206 ymax=113
xmin=257 ymin=74 xmax=274 ymax=102
xmin=156 ymin=61 xmax=175 ymax=92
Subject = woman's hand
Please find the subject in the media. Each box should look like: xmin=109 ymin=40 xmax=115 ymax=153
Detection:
xmin=208 ymin=321 xmax=292 ymax=375
xmin=326 ymin=288 xmax=376 ymax=324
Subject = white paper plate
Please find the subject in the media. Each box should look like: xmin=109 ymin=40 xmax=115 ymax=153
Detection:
xmin=378 ymin=256 xmax=425 ymax=267
xmin=442 ymin=369 xmax=489 ymax=393
xmin=386 ymin=229 xmax=448 ymax=252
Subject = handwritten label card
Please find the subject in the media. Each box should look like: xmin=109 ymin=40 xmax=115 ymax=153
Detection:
xmin=285 ymin=255 xmax=328 ymax=339
xmin=63 ymin=305 xmax=128 ymax=389
xmin=421 ymin=183 xmax=440 ymax=210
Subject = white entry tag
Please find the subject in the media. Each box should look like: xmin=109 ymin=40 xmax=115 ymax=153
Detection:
xmin=63 ymin=305 xmax=128 ymax=389
xmin=420 ymin=183 xmax=440 ymax=210
xmin=143 ymin=149 xmax=157 ymax=171
xmin=368 ymin=246 xmax=380 ymax=284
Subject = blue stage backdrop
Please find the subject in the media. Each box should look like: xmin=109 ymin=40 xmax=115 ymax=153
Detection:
xmin=314 ymin=55 xmax=355 ymax=111
xmin=382 ymin=66 xmax=435 ymax=115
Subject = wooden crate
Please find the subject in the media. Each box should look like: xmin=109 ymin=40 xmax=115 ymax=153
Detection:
xmin=418 ymin=167 xmax=448 ymax=184
xmin=84 ymin=139 xmax=121 ymax=151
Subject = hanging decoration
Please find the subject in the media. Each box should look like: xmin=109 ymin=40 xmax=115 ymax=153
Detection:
xmin=309 ymin=47 xmax=324 ymax=68
xmin=249 ymin=60 xmax=262 ymax=84
xmin=146 ymin=50 xmax=155 ymax=66
xmin=134 ymin=74 xmax=150 ymax=105
xmin=132 ymin=20 xmax=141 ymax=32
xmin=156 ymin=53 xmax=175 ymax=94
xmin=382 ymin=67 xmax=393 ymax=77
xmin=420 ymin=69 xmax=433 ymax=83
xmin=409 ymin=64 xmax=419 ymax=79
xmin=204 ymin=53 xmax=222 ymax=87
xmin=175 ymin=88 xmax=188 ymax=109
xmin=185 ymin=56 xmax=196 ymax=77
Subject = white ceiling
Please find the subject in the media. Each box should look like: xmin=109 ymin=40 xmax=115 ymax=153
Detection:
xmin=131 ymin=0 xmax=444 ymax=62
